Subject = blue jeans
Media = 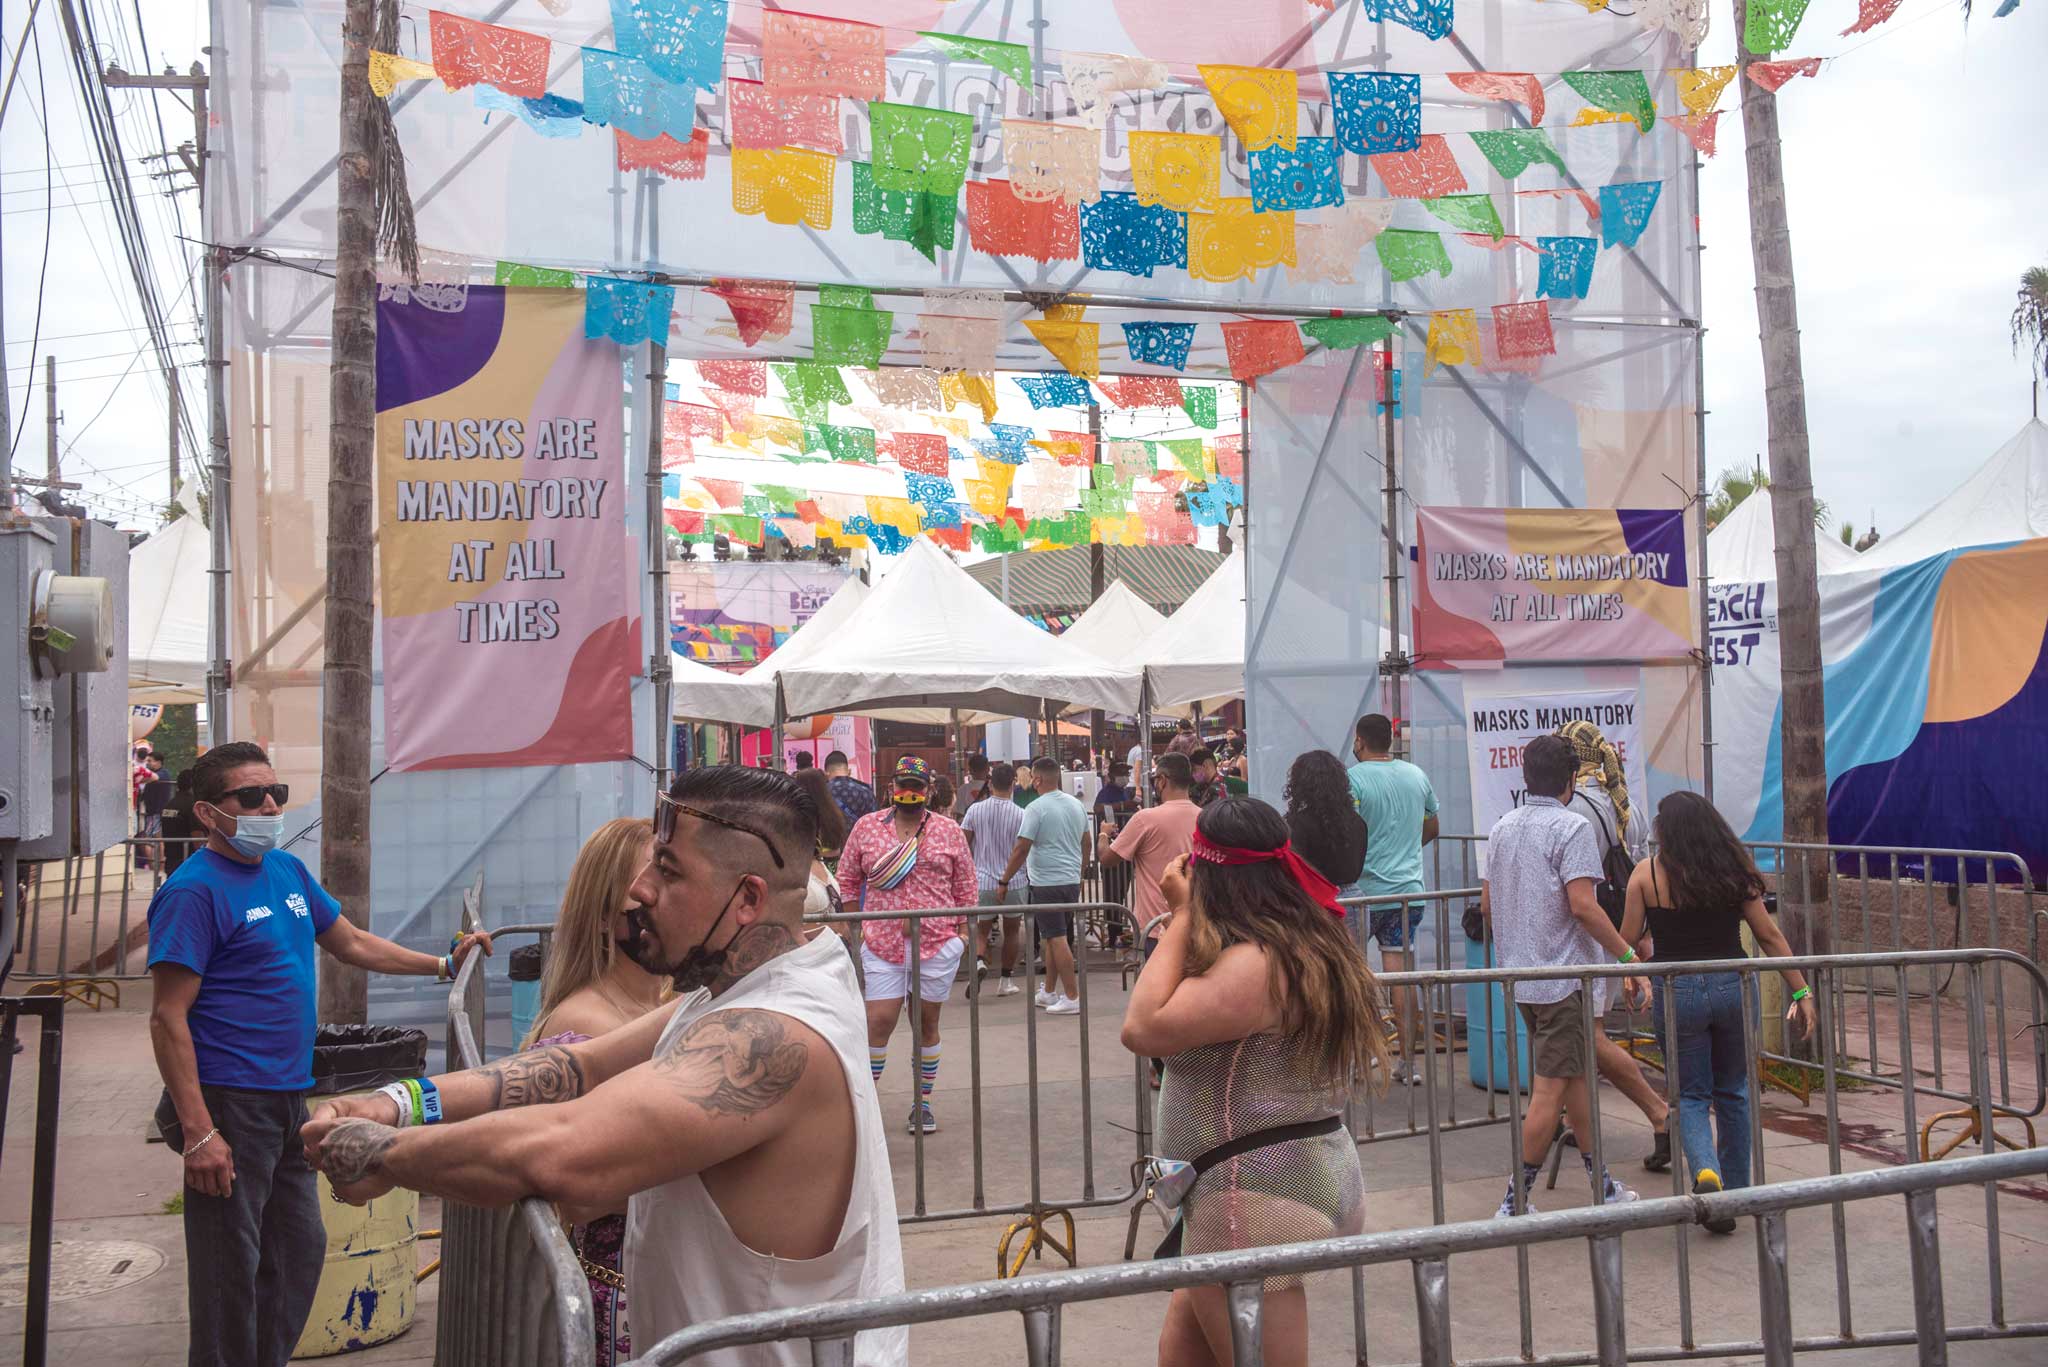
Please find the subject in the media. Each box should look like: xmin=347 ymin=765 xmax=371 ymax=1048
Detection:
xmin=1668 ymin=972 xmax=1754 ymax=1189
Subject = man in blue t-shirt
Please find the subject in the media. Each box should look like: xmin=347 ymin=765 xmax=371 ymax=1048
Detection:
xmin=1347 ymin=713 xmax=1440 ymax=1085
xmin=148 ymin=741 xmax=491 ymax=1367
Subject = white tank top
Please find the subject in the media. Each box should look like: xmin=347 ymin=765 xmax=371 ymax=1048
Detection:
xmin=625 ymin=928 xmax=907 ymax=1366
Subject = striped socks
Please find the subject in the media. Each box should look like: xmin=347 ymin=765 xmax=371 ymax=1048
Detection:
xmin=918 ymin=1041 xmax=942 ymax=1100
xmin=870 ymin=1046 xmax=888 ymax=1082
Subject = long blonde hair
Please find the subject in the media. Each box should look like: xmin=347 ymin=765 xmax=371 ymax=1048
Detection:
xmin=525 ymin=817 xmax=656 ymax=1045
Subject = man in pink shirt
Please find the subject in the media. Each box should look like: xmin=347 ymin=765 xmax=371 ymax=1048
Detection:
xmin=1100 ymin=752 xmax=1201 ymax=956
xmin=837 ymin=757 xmax=978 ymax=1136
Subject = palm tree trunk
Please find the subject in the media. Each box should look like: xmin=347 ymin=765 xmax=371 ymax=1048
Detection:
xmin=1733 ymin=0 xmax=1831 ymax=971
xmin=319 ymin=0 xmax=379 ymax=1023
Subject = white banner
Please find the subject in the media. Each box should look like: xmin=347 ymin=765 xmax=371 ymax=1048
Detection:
xmin=1462 ymin=674 xmax=1644 ymax=865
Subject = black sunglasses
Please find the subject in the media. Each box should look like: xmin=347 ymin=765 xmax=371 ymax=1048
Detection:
xmin=211 ymin=783 xmax=289 ymax=810
xmin=654 ymin=792 xmax=786 ymax=869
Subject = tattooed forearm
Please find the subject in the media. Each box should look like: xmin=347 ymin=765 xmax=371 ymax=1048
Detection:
xmin=317 ymin=1118 xmax=398 ymax=1186
xmin=476 ymin=1045 xmax=587 ymax=1111
xmin=653 ymin=1009 xmax=807 ymax=1117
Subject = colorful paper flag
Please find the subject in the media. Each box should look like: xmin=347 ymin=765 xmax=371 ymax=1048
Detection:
xmin=965 ymin=179 xmax=1082 ymax=261
xmin=1221 ymin=319 xmax=1306 ymax=382
xmin=1330 ymin=72 xmax=1421 ymax=156
xmin=731 ymin=146 xmax=835 ymax=229
xmin=475 ymin=86 xmax=587 ymax=138
xmin=1025 ymin=320 xmax=1101 ymax=379
xmin=1370 ymin=135 xmax=1468 ymax=198
xmin=1664 ymin=112 xmax=1721 ymax=157
xmin=849 ymin=162 xmax=957 ymax=262
xmin=495 ymin=260 xmax=576 ymax=287
xmin=1301 ymin=316 xmax=1394 ymax=351
xmin=696 ymin=359 xmax=765 ymax=395
xmin=708 ymin=280 xmax=793 ymax=346
xmin=1198 ymin=64 xmax=1297 ymax=151
xmin=1123 ymin=321 xmax=1196 ymax=372
xmin=1364 ymin=0 xmax=1453 ymax=41
xmin=920 ymin=314 xmax=1000 ymax=372
xmin=918 ymin=32 xmax=1032 ymax=85
xmin=1079 ymin=193 xmax=1188 ymax=278
xmin=1016 ymin=372 xmax=1093 ymax=409
xmin=1745 ymin=58 xmax=1822 ymax=93
xmin=1128 ymin=132 xmax=1223 ymax=213
xmin=812 ymin=303 xmax=893 ymax=367
xmin=585 ymin=277 xmax=675 ymax=346
xmin=609 ymin=0 xmax=728 ymax=92
xmin=1100 ymin=375 xmax=1185 ymax=409
xmin=1674 ymin=65 xmax=1737 ymax=118
xmin=726 ymin=78 xmax=841 ymax=152
xmin=1562 ymin=70 xmax=1656 ymax=132
xmin=1424 ymin=309 xmax=1480 ymax=374
xmin=1188 ymin=199 xmax=1296 ymax=283
xmin=1180 ymin=385 xmax=1217 ymax=428
xmin=1002 ymin=120 xmax=1100 ymax=206
xmin=761 ymin=11 xmax=884 ymax=97
xmin=1249 ymin=138 xmax=1345 ymax=213
xmin=1744 ymin=0 xmax=1812 ymax=53
xmin=1491 ymin=300 xmax=1556 ymax=360
xmin=1423 ymin=194 xmax=1503 ymax=240
xmin=890 ymin=432 xmax=951 ymax=476
xmin=1374 ymin=229 xmax=1453 ymax=282
xmin=1598 ymin=181 xmax=1662 ymax=249
xmin=615 ymin=128 xmax=708 ymax=181
xmin=1841 ymin=0 xmax=1906 ymax=33
xmin=1062 ymin=51 xmax=1170 ymax=129
xmin=1468 ymin=128 xmax=1566 ymax=181
xmin=368 ymin=51 xmax=437 ymax=99
xmin=1445 ymin=71 xmax=1545 ymax=126
xmin=870 ymin=103 xmax=974 ymax=195
xmin=429 ymin=11 xmax=549 ymax=98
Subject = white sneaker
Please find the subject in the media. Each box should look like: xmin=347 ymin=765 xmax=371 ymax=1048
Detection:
xmin=1034 ymin=988 xmax=1058 ymax=1008
xmin=997 ymin=979 xmax=1021 ymax=997
xmin=1495 ymin=1188 xmax=1537 ymax=1219
xmin=1392 ymin=1060 xmax=1426 ymax=1088
xmin=1045 ymin=995 xmax=1081 ymax=1016
xmin=1603 ymin=1178 xmax=1641 ymax=1205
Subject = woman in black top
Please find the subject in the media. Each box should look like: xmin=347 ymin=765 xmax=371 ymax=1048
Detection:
xmin=1282 ymin=751 xmax=1368 ymax=905
xmin=1619 ymin=792 xmax=1814 ymax=1229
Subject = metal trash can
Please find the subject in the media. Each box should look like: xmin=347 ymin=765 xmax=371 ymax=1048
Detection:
xmin=509 ymin=942 xmax=547 ymax=1047
xmin=295 ymin=1025 xmax=429 ymax=1357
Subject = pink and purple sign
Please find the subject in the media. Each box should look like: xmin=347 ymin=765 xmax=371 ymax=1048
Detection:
xmin=1412 ymin=506 xmax=1691 ymax=665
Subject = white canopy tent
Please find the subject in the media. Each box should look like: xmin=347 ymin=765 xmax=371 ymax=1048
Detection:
xmin=775 ymin=540 xmax=1141 ymax=721
xmin=129 ymin=514 xmax=211 ymax=702
xmin=1139 ymin=546 xmax=1247 ymax=714
xmin=668 ymin=575 xmax=870 ymax=725
xmin=1857 ymin=419 xmax=2048 ymax=570
xmin=1059 ymin=578 xmax=1167 ymax=670
xmin=1707 ymin=488 xmax=1861 ymax=583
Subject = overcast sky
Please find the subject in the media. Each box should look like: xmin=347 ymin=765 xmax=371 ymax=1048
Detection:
xmin=4 ymin=2 xmax=2043 ymax=541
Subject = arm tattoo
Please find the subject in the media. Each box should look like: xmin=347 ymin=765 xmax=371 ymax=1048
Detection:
xmin=653 ymin=1008 xmax=808 ymax=1118
xmin=474 ymin=1044 xmax=587 ymax=1111
xmin=317 ymin=1118 xmax=398 ymax=1186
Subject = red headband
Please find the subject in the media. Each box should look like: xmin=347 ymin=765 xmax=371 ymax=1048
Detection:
xmin=1190 ymin=830 xmax=1346 ymax=918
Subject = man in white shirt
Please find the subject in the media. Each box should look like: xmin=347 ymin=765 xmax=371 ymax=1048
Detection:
xmin=1480 ymin=736 xmax=1647 ymax=1219
xmin=960 ymin=763 xmax=1028 ymax=995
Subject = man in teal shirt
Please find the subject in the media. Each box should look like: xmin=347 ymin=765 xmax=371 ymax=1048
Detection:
xmin=1347 ymin=713 xmax=1440 ymax=1084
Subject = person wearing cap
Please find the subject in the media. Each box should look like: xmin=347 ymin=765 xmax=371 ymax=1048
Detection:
xmin=836 ymin=756 xmax=978 ymax=1136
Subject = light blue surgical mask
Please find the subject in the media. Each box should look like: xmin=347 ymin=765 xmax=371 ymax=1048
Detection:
xmin=209 ymin=807 xmax=283 ymax=859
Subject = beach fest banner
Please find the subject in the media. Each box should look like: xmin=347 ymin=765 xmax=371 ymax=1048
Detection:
xmin=375 ymin=286 xmax=637 ymax=771
xmin=1413 ymin=507 xmax=1692 ymax=665
xmin=1709 ymin=539 xmax=2048 ymax=882
xmin=670 ymin=561 xmax=852 ymax=667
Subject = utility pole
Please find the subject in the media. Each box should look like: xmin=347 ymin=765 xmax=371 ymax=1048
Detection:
xmin=1732 ymin=0 xmax=1830 ymax=992
xmin=44 ymin=358 xmax=58 ymax=485
xmin=167 ymin=369 xmax=180 ymax=496
xmin=318 ymin=0 xmax=378 ymax=1025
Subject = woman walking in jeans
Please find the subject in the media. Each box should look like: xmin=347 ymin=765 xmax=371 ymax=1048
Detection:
xmin=1619 ymin=792 xmax=1815 ymax=1232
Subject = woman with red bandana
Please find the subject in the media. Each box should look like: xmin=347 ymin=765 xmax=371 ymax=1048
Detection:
xmin=1121 ymin=796 xmax=1392 ymax=1367
xmin=836 ymin=756 xmax=978 ymax=1136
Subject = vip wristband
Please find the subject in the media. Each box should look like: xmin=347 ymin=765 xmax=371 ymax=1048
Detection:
xmin=418 ymin=1076 xmax=443 ymax=1124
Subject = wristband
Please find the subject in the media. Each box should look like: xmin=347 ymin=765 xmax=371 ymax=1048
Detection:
xmin=1618 ymin=947 xmax=1637 ymax=964
xmin=436 ymin=954 xmax=453 ymax=982
xmin=418 ymin=1076 xmax=443 ymax=1125
xmin=182 ymin=1127 xmax=220 ymax=1158
xmin=376 ymin=1081 xmax=414 ymax=1128
xmin=1790 ymin=986 xmax=1812 ymax=1002
xmin=403 ymin=1078 xmax=426 ymax=1126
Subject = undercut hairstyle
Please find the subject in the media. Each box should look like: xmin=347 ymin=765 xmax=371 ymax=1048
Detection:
xmin=666 ymin=765 xmax=819 ymax=887
xmin=1520 ymin=734 xmax=1577 ymax=801
xmin=792 ymin=767 xmax=847 ymax=853
xmin=967 ymin=754 xmax=990 ymax=776
xmin=822 ymin=750 xmax=850 ymax=770
xmin=1184 ymin=798 xmax=1391 ymax=1088
xmin=1031 ymin=756 xmax=1060 ymax=777
xmin=1355 ymin=714 xmax=1393 ymax=753
xmin=791 ymin=751 xmax=814 ymax=771
xmin=1190 ymin=747 xmax=1215 ymax=767
xmin=1154 ymin=752 xmax=1193 ymax=790
xmin=191 ymin=742 xmax=272 ymax=804
xmin=989 ymin=762 xmax=1017 ymax=791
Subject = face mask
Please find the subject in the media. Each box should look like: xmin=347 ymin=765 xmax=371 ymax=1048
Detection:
xmin=620 ymin=882 xmax=746 ymax=993
xmin=207 ymin=805 xmax=282 ymax=859
xmin=892 ymin=789 xmax=927 ymax=809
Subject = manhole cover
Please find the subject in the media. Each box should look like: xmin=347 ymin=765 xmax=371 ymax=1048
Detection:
xmin=0 ymin=1239 xmax=166 ymax=1306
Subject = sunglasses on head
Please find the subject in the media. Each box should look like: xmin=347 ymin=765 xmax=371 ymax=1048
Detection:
xmin=211 ymin=783 xmax=289 ymax=810
xmin=654 ymin=792 xmax=787 ymax=869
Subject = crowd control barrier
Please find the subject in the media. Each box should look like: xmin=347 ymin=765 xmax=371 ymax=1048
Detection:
xmin=0 ymin=997 xmax=63 ymax=1367
xmin=432 ymin=883 xmax=593 ymax=1367
xmin=624 ymin=1146 xmax=2048 ymax=1366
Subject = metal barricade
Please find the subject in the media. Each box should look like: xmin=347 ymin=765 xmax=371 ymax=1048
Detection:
xmin=812 ymin=900 xmax=1152 ymax=1277
xmin=0 ymin=997 xmax=63 ymax=1367
xmin=7 ymin=836 xmax=206 ymax=1005
xmin=625 ymin=1146 xmax=2048 ymax=1366
xmin=432 ymin=884 xmax=594 ymax=1367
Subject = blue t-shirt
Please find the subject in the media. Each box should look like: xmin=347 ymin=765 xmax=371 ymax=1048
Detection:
xmin=1017 ymin=788 xmax=1087 ymax=887
xmin=1346 ymin=758 xmax=1440 ymax=901
xmin=147 ymin=849 xmax=341 ymax=1091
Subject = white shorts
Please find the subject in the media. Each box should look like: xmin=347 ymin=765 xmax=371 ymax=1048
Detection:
xmin=861 ymin=938 xmax=965 ymax=1003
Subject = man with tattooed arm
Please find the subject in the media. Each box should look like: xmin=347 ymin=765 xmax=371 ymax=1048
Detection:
xmin=299 ymin=766 xmax=907 ymax=1366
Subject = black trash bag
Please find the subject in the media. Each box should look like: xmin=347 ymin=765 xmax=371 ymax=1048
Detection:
xmin=309 ymin=1023 xmax=430 ymax=1097
xmin=509 ymin=943 xmax=546 ymax=983
xmin=1462 ymin=903 xmax=1488 ymax=944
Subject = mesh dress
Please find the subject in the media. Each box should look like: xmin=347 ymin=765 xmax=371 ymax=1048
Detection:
xmin=1155 ymin=1031 xmax=1364 ymax=1288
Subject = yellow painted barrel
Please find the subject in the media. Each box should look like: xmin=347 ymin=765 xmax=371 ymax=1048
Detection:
xmin=292 ymin=1100 xmax=420 ymax=1357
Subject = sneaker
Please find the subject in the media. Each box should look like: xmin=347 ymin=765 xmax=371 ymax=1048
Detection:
xmin=972 ymin=957 xmax=988 ymax=995
xmin=997 ymin=978 xmax=1021 ymax=997
xmin=1495 ymin=1187 xmax=1537 ymax=1218
xmin=1643 ymin=1130 xmax=1672 ymax=1173
xmin=1694 ymin=1169 xmax=1737 ymax=1234
xmin=1392 ymin=1060 xmax=1426 ymax=1088
xmin=1602 ymin=1177 xmax=1641 ymax=1205
xmin=1045 ymin=995 xmax=1082 ymax=1016
xmin=1034 ymin=988 xmax=1058 ymax=1008
xmin=906 ymin=1102 xmax=937 ymax=1135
